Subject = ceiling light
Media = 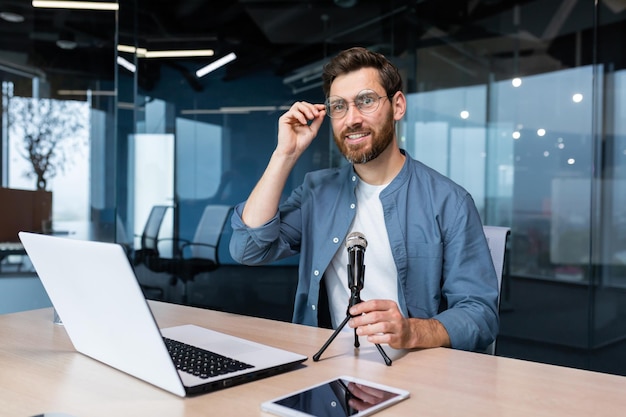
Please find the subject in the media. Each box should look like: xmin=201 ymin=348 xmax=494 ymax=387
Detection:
xmin=117 ymin=56 xmax=136 ymax=73
xmin=143 ymin=49 xmax=214 ymax=59
xmin=57 ymin=89 xmax=116 ymax=96
xmin=195 ymin=52 xmax=237 ymax=78
xmin=0 ymin=11 xmax=25 ymax=23
xmin=56 ymin=39 xmax=77 ymax=49
xmin=117 ymin=45 xmax=214 ymax=59
xmin=117 ymin=101 xmax=142 ymax=110
xmin=181 ymin=105 xmax=286 ymax=115
xmin=32 ymin=1 xmax=119 ymax=10
xmin=221 ymin=106 xmax=277 ymax=113
xmin=56 ymin=32 xmax=77 ymax=50
xmin=117 ymin=44 xmax=147 ymax=56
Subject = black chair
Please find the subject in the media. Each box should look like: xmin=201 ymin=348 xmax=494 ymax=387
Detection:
xmin=133 ymin=205 xmax=171 ymax=268
xmin=136 ymin=204 xmax=232 ymax=304
xmin=132 ymin=205 xmax=172 ymax=299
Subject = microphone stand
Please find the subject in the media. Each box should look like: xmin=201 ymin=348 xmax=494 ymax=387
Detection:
xmin=312 ymin=276 xmax=392 ymax=366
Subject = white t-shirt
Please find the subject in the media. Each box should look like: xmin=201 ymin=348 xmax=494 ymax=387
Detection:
xmin=325 ymin=179 xmax=399 ymax=329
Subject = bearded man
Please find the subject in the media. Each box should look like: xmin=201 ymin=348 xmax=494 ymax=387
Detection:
xmin=229 ymin=47 xmax=499 ymax=352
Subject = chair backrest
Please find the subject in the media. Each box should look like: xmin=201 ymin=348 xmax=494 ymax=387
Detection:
xmin=190 ymin=205 xmax=232 ymax=261
xmin=483 ymin=225 xmax=510 ymax=355
xmin=116 ymin=214 xmax=133 ymax=252
xmin=141 ymin=205 xmax=170 ymax=252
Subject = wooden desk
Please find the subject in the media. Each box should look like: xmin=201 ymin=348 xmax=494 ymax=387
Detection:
xmin=1 ymin=302 xmax=625 ymax=417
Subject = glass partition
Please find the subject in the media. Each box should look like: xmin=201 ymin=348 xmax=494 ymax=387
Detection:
xmin=1 ymin=4 xmax=117 ymax=243
xmin=2 ymin=0 xmax=626 ymax=375
xmin=112 ymin=0 xmax=626 ymax=373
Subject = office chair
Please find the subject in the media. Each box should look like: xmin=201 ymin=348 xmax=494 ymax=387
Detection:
xmin=133 ymin=205 xmax=171 ymax=268
xmin=138 ymin=204 xmax=232 ymax=304
xmin=116 ymin=214 xmax=134 ymax=255
xmin=482 ymin=225 xmax=511 ymax=355
xmin=132 ymin=205 xmax=172 ymax=300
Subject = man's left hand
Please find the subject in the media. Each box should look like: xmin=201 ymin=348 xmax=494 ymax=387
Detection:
xmin=348 ymin=299 xmax=451 ymax=349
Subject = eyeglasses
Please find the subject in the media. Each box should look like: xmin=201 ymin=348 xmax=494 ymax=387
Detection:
xmin=324 ymin=89 xmax=392 ymax=119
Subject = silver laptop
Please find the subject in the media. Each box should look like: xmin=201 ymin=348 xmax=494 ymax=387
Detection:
xmin=18 ymin=231 xmax=307 ymax=397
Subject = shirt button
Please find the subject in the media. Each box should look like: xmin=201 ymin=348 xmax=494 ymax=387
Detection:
xmin=350 ymin=203 xmax=355 ymax=209
xmin=333 ymin=237 xmax=339 ymax=244
xmin=314 ymin=270 xmax=320 ymax=276
xmin=352 ymin=175 xmax=357 ymax=181
xmin=312 ymin=305 xmax=316 ymax=311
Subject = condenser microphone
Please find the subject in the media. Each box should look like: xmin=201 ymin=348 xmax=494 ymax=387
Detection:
xmin=314 ymin=230 xmax=391 ymax=366
xmin=346 ymin=232 xmax=367 ymax=291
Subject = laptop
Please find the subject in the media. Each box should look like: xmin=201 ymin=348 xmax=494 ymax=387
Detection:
xmin=18 ymin=231 xmax=307 ymax=397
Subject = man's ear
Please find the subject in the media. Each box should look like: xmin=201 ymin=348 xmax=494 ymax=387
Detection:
xmin=392 ymin=91 xmax=407 ymax=121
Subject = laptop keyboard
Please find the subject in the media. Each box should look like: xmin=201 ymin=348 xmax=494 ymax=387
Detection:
xmin=164 ymin=337 xmax=255 ymax=379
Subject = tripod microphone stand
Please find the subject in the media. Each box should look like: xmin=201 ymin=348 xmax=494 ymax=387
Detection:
xmin=312 ymin=232 xmax=392 ymax=366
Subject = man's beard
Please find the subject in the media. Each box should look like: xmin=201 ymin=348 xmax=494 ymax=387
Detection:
xmin=334 ymin=111 xmax=395 ymax=164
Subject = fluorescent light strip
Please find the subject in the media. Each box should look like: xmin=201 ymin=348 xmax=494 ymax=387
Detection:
xmin=117 ymin=45 xmax=147 ymax=56
xmin=181 ymin=105 xmax=287 ymax=115
xmin=196 ymin=52 xmax=237 ymax=78
xmin=181 ymin=109 xmax=246 ymax=115
xmin=116 ymin=56 xmax=136 ymax=73
xmin=117 ymin=45 xmax=213 ymax=59
xmin=57 ymin=89 xmax=116 ymax=96
xmin=221 ymin=106 xmax=277 ymax=112
xmin=118 ymin=102 xmax=144 ymax=110
xmin=144 ymin=49 xmax=214 ymax=59
xmin=32 ymin=1 xmax=119 ymax=11
xmin=117 ymin=45 xmax=135 ymax=53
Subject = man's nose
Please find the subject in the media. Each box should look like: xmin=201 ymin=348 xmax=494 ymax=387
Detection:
xmin=344 ymin=103 xmax=363 ymax=126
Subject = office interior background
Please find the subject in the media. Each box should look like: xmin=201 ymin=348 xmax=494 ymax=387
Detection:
xmin=1 ymin=0 xmax=625 ymax=376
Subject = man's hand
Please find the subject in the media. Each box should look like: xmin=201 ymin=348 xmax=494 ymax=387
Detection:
xmin=348 ymin=299 xmax=451 ymax=349
xmin=276 ymin=102 xmax=326 ymax=160
xmin=241 ymin=101 xmax=325 ymax=228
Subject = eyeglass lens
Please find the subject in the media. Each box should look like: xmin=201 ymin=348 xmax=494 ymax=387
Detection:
xmin=325 ymin=90 xmax=386 ymax=118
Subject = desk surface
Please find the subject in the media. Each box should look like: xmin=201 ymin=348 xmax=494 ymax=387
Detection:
xmin=2 ymin=302 xmax=625 ymax=417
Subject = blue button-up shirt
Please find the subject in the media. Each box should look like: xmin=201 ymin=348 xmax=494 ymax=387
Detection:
xmin=229 ymin=150 xmax=499 ymax=351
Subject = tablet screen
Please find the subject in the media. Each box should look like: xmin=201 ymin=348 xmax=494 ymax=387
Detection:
xmin=269 ymin=377 xmax=406 ymax=417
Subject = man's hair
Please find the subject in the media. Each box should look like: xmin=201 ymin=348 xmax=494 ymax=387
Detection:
xmin=322 ymin=47 xmax=403 ymax=98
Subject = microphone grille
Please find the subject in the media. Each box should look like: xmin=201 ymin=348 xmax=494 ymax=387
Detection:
xmin=346 ymin=232 xmax=367 ymax=250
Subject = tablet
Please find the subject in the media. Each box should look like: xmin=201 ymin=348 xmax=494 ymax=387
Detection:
xmin=260 ymin=376 xmax=410 ymax=417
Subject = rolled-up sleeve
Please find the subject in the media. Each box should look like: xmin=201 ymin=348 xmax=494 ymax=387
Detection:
xmin=229 ymin=202 xmax=297 ymax=265
xmin=433 ymin=194 xmax=499 ymax=351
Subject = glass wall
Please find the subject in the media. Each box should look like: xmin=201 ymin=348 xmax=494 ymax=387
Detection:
xmin=0 ymin=4 xmax=117 ymax=242
xmin=119 ymin=0 xmax=626 ymax=374
xmin=2 ymin=0 xmax=625 ymax=375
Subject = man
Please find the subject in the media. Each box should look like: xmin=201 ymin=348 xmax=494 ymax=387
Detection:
xmin=229 ymin=47 xmax=499 ymax=352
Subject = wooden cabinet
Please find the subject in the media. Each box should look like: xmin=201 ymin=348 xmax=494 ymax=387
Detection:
xmin=0 ymin=188 xmax=52 ymax=242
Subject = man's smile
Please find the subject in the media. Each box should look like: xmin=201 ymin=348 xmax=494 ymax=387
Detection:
xmin=345 ymin=132 xmax=370 ymax=144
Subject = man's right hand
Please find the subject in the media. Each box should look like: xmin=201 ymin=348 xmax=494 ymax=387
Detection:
xmin=241 ymin=102 xmax=326 ymax=228
xmin=276 ymin=102 xmax=326 ymax=160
